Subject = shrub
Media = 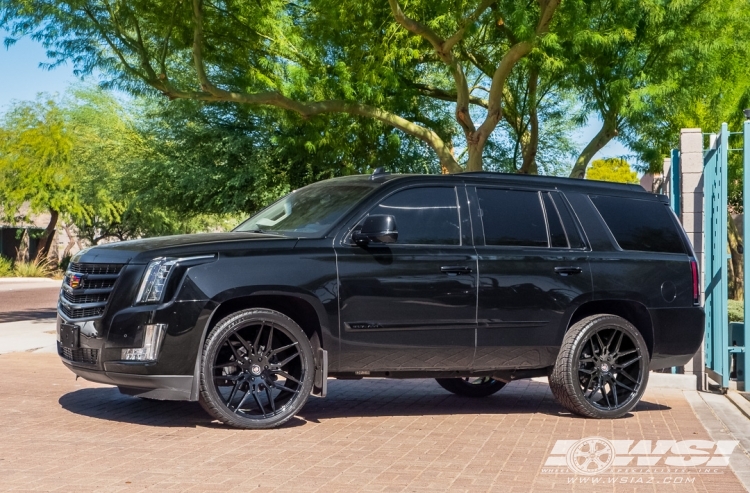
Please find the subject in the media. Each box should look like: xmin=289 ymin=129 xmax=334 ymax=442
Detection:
xmin=0 ymin=257 xmax=13 ymax=277
xmin=728 ymin=299 xmax=744 ymax=322
xmin=13 ymin=256 xmax=52 ymax=278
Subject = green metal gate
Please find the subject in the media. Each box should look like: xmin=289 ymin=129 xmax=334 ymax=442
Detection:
xmin=702 ymin=122 xmax=749 ymax=389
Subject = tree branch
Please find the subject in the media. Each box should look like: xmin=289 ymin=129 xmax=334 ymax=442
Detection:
xmin=409 ymin=82 xmax=489 ymax=108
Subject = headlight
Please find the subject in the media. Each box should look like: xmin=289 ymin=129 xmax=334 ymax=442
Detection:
xmin=135 ymin=255 xmax=215 ymax=305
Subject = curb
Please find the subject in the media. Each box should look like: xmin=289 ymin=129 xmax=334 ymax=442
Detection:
xmin=648 ymin=371 xmax=697 ymax=390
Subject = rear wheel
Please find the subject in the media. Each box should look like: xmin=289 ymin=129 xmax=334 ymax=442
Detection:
xmin=435 ymin=377 xmax=506 ymax=398
xmin=199 ymin=308 xmax=315 ymax=429
xmin=549 ymin=314 xmax=649 ymax=418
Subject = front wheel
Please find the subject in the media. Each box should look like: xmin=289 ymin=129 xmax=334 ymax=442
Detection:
xmin=435 ymin=377 xmax=506 ymax=398
xmin=549 ymin=314 xmax=649 ymax=419
xmin=199 ymin=308 xmax=315 ymax=429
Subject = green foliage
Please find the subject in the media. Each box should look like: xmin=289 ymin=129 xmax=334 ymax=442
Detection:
xmin=0 ymin=96 xmax=83 ymax=223
xmin=0 ymin=257 xmax=13 ymax=277
xmin=12 ymin=257 xmax=52 ymax=277
xmin=728 ymin=300 xmax=744 ymax=323
xmin=585 ymin=158 xmax=638 ymax=184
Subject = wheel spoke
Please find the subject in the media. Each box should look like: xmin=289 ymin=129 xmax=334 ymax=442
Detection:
xmin=595 ymin=332 xmax=606 ymax=355
xmin=614 ymin=379 xmax=636 ymax=392
xmin=253 ymin=322 xmax=264 ymax=354
xmin=269 ymin=341 xmax=299 ymax=356
xmin=275 ymin=351 xmax=300 ymax=368
xmin=226 ymin=381 xmax=241 ymax=406
xmin=265 ymin=384 xmax=276 ymax=413
xmin=612 ymin=331 xmax=625 ymax=356
xmin=226 ymin=340 xmax=244 ymax=362
xmin=602 ymin=382 xmax=612 ymax=409
xmin=618 ymin=370 xmax=639 ymax=384
xmin=234 ymin=389 xmax=253 ymax=414
xmin=612 ymin=381 xmax=619 ymax=407
xmin=616 ymin=355 xmax=642 ymax=369
xmin=252 ymin=387 xmax=267 ymax=417
xmin=272 ymin=382 xmax=300 ymax=394
xmin=616 ymin=348 xmax=638 ymax=358
xmin=578 ymin=368 xmax=594 ymax=375
xmin=235 ymin=332 xmax=254 ymax=356
xmin=275 ymin=369 xmax=302 ymax=385
xmin=265 ymin=325 xmax=274 ymax=355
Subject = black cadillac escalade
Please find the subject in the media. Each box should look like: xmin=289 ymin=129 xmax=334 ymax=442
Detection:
xmin=57 ymin=170 xmax=704 ymax=429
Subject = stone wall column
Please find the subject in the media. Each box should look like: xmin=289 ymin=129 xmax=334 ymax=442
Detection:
xmin=679 ymin=128 xmax=706 ymax=391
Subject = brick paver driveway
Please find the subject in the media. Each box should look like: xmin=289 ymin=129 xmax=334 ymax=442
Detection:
xmin=0 ymin=352 xmax=746 ymax=492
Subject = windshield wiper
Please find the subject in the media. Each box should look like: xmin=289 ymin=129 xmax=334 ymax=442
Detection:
xmin=241 ymin=229 xmax=286 ymax=236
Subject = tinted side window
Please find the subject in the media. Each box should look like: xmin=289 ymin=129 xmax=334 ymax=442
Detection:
xmin=372 ymin=187 xmax=460 ymax=245
xmin=477 ymin=189 xmax=547 ymax=247
xmin=552 ymin=193 xmax=586 ymax=248
xmin=590 ymin=195 xmax=685 ymax=254
xmin=542 ymin=193 xmax=568 ymax=248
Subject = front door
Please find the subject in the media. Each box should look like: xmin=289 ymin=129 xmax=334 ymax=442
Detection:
xmin=467 ymin=186 xmax=592 ymax=370
xmin=335 ymin=185 xmax=477 ymax=372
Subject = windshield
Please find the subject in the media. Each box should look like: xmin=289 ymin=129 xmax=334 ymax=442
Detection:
xmin=234 ymin=180 xmax=378 ymax=237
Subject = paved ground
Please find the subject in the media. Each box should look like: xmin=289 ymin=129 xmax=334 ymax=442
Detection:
xmin=0 ymin=351 xmax=748 ymax=493
xmin=0 ymin=278 xmax=60 ymax=323
xmin=1 ymin=277 xmax=749 ymax=492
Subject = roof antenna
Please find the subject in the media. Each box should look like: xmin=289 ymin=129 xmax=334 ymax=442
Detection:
xmin=370 ymin=167 xmax=386 ymax=180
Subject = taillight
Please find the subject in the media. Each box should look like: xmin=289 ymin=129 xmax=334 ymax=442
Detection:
xmin=690 ymin=259 xmax=700 ymax=305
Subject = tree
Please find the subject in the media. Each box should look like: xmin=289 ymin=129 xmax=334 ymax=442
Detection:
xmin=1 ymin=0 xmax=568 ymax=173
xmin=0 ymin=97 xmax=83 ymax=257
xmin=566 ymin=0 xmax=750 ymax=177
xmin=585 ymin=158 xmax=637 ymax=184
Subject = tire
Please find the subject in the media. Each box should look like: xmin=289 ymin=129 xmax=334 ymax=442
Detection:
xmin=435 ymin=377 xmax=506 ymax=398
xmin=549 ymin=314 xmax=650 ymax=419
xmin=199 ymin=308 xmax=315 ymax=429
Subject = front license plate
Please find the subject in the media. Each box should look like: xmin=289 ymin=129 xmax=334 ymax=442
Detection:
xmin=60 ymin=323 xmax=80 ymax=349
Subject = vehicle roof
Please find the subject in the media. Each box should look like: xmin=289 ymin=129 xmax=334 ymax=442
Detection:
xmin=327 ymin=171 xmax=648 ymax=195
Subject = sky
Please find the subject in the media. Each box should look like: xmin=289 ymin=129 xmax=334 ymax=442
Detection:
xmin=0 ymin=29 xmax=633 ymax=166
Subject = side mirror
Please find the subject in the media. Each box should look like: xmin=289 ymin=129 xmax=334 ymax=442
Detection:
xmin=352 ymin=215 xmax=398 ymax=246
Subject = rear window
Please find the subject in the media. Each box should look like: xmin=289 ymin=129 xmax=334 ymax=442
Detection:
xmin=590 ymin=195 xmax=685 ymax=254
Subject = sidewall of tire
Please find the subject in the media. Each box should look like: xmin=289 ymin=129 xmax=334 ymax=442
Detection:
xmin=199 ymin=309 xmax=315 ymax=429
xmin=550 ymin=315 xmax=650 ymax=419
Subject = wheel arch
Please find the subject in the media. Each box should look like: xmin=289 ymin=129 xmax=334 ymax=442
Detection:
xmin=188 ymin=289 xmax=330 ymax=401
xmin=566 ymin=299 xmax=654 ymax=358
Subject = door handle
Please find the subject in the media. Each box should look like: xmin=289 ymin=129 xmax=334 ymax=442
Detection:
xmin=441 ymin=266 xmax=473 ymax=275
xmin=554 ymin=266 xmax=583 ymax=276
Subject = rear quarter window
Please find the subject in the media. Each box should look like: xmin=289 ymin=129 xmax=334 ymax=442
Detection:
xmin=590 ymin=195 xmax=685 ymax=254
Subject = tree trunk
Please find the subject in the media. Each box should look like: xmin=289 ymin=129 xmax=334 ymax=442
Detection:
xmin=61 ymin=223 xmax=77 ymax=261
xmin=728 ymin=213 xmax=743 ymax=300
xmin=519 ymin=68 xmax=539 ymax=175
xmin=16 ymin=229 xmax=29 ymax=263
xmin=37 ymin=209 xmax=59 ymax=259
xmin=569 ymin=117 xmax=618 ymax=179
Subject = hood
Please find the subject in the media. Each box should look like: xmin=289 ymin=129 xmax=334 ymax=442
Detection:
xmin=71 ymin=232 xmax=296 ymax=265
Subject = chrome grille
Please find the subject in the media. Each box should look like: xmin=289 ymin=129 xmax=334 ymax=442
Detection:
xmin=59 ymin=304 xmax=105 ymax=319
xmin=68 ymin=262 xmax=124 ymax=275
xmin=62 ymin=290 xmax=109 ymax=304
xmin=59 ymin=262 xmax=125 ymax=321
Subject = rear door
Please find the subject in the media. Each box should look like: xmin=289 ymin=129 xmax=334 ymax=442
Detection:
xmin=468 ymin=186 xmax=592 ymax=370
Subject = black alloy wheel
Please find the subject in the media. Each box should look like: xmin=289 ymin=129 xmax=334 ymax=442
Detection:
xmin=435 ymin=376 xmax=506 ymax=398
xmin=199 ymin=309 xmax=315 ymax=429
xmin=550 ymin=314 xmax=649 ymax=419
